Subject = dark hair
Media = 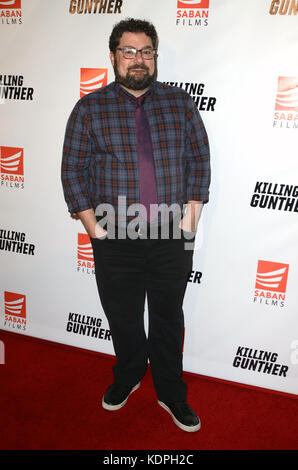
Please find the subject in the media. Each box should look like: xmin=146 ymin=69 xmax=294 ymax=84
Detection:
xmin=109 ymin=18 xmax=159 ymax=52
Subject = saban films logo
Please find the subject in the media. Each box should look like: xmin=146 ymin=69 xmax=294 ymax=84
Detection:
xmin=0 ymin=146 xmax=24 ymax=189
xmin=176 ymin=0 xmax=209 ymax=27
xmin=77 ymin=233 xmax=94 ymax=275
xmin=80 ymin=68 xmax=108 ymax=97
xmin=273 ymin=76 xmax=298 ymax=130
xmin=3 ymin=291 xmax=27 ymax=331
xmin=0 ymin=0 xmax=22 ymax=25
xmin=253 ymin=260 xmax=289 ymax=307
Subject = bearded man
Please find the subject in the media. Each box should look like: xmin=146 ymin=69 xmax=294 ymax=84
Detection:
xmin=61 ymin=18 xmax=210 ymax=433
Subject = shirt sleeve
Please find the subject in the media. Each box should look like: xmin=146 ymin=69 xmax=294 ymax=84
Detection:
xmin=185 ymin=95 xmax=211 ymax=203
xmin=61 ymin=100 xmax=93 ymax=215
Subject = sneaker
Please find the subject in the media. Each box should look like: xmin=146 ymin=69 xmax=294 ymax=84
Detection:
xmin=102 ymin=382 xmax=140 ymax=411
xmin=158 ymin=400 xmax=201 ymax=432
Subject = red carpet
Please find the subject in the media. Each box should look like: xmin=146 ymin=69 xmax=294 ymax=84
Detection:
xmin=0 ymin=329 xmax=298 ymax=451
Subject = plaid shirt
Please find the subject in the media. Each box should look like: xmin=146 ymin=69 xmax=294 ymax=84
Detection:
xmin=61 ymin=81 xmax=210 ymax=223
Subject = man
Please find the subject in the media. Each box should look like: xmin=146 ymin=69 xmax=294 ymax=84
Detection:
xmin=61 ymin=18 xmax=210 ymax=433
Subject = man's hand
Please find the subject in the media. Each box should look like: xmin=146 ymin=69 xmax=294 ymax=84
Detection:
xmin=77 ymin=208 xmax=107 ymax=239
xmin=179 ymin=201 xmax=203 ymax=233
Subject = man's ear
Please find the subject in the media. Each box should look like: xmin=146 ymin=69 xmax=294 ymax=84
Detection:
xmin=109 ymin=51 xmax=115 ymax=68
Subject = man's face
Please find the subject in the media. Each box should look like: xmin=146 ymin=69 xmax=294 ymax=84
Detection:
xmin=110 ymin=32 xmax=157 ymax=92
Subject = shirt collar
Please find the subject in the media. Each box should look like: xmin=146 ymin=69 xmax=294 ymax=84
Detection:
xmin=114 ymin=81 xmax=155 ymax=104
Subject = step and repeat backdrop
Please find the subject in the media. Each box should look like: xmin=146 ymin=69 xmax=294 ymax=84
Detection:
xmin=1 ymin=0 xmax=298 ymax=396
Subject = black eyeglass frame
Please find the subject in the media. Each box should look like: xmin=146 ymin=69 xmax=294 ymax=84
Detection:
xmin=116 ymin=47 xmax=158 ymax=59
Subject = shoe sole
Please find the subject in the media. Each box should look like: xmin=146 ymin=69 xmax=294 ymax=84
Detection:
xmin=102 ymin=382 xmax=140 ymax=411
xmin=158 ymin=400 xmax=201 ymax=433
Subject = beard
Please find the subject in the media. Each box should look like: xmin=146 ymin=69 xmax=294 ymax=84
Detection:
xmin=113 ymin=58 xmax=157 ymax=91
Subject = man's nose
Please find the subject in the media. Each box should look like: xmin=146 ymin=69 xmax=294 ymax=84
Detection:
xmin=134 ymin=51 xmax=144 ymax=64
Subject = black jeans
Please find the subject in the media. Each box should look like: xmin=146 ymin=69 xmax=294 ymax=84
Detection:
xmin=91 ymin=231 xmax=194 ymax=402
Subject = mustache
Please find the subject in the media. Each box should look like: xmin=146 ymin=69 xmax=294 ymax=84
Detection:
xmin=128 ymin=65 xmax=149 ymax=72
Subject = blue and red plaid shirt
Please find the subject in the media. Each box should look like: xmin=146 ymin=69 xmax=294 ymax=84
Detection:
xmin=61 ymin=81 xmax=210 ymax=223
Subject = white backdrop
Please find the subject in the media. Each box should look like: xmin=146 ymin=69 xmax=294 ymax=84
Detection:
xmin=1 ymin=0 xmax=298 ymax=396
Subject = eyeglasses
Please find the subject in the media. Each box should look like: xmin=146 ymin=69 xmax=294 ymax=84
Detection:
xmin=116 ymin=47 xmax=157 ymax=60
